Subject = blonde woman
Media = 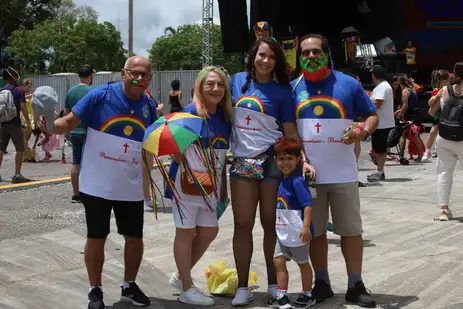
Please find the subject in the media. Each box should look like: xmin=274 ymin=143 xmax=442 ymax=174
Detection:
xmin=165 ymin=66 xmax=233 ymax=306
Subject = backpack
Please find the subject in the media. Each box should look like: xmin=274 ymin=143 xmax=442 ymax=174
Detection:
xmin=439 ymin=85 xmax=463 ymax=142
xmin=0 ymin=85 xmax=18 ymax=122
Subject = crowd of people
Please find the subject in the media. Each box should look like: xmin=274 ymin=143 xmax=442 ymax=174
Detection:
xmin=0 ymin=32 xmax=462 ymax=309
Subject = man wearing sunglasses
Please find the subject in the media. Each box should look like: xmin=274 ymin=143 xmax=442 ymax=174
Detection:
xmin=40 ymin=56 xmax=156 ymax=309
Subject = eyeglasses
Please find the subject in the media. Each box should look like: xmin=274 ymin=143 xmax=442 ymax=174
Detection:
xmin=124 ymin=68 xmax=152 ymax=81
xmin=301 ymin=48 xmax=323 ymax=57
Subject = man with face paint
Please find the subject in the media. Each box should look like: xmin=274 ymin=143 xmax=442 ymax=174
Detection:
xmin=40 ymin=56 xmax=156 ymax=309
xmin=291 ymin=34 xmax=378 ymax=308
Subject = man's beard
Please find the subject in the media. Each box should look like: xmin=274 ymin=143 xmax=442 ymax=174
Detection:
xmin=300 ymin=54 xmax=329 ymax=82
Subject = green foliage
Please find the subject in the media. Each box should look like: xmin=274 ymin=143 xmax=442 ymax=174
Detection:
xmin=5 ymin=1 xmax=126 ymax=74
xmin=149 ymin=24 xmax=243 ymax=74
xmin=0 ymin=0 xmax=62 ymax=43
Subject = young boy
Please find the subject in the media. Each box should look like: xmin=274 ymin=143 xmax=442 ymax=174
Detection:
xmin=273 ymin=137 xmax=316 ymax=309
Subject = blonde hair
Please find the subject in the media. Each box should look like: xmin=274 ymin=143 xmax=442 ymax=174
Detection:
xmin=22 ymin=78 xmax=32 ymax=87
xmin=193 ymin=66 xmax=234 ymax=122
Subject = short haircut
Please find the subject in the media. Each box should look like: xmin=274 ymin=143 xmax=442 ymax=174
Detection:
xmin=371 ymin=65 xmax=387 ymax=79
xmin=78 ymin=65 xmax=94 ymax=78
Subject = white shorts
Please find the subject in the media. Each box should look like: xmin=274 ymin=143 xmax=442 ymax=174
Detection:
xmin=172 ymin=202 xmax=218 ymax=229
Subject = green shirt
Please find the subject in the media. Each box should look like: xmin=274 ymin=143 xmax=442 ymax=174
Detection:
xmin=65 ymin=84 xmax=92 ymax=135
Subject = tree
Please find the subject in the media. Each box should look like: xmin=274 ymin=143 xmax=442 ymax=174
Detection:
xmin=0 ymin=0 xmax=62 ymax=46
xmin=5 ymin=2 xmax=126 ymax=74
xmin=164 ymin=27 xmax=176 ymax=36
xmin=149 ymin=24 xmax=243 ymax=73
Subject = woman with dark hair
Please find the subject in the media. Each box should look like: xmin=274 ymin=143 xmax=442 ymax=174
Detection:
xmin=168 ymin=79 xmax=183 ymax=113
xmin=395 ymin=75 xmax=418 ymax=119
xmin=424 ymin=69 xmax=451 ymax=160
xmin=395 ymin=75 xmax=425 ymax=160
xmin=229 ymin=38 xmax=313 ymax=306
xmin=391 ymin=76 xmax=402 ymax=111
xmin=429 ymin=62 xmax=463 ymax=221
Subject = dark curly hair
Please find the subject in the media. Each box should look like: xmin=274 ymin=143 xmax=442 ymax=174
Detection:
xmin=241 ymin=39 xmax=290 ymax=94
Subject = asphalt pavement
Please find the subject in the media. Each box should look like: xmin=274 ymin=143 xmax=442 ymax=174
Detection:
xmin=1 ymin=135 xmax=463 ymax=309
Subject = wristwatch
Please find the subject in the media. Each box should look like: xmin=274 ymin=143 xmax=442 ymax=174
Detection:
xmin=303 ymin=158 xmax=311 ymax=165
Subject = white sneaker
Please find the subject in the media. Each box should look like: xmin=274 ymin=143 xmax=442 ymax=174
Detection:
xmin=144 ymin=200 xmax=153 ymax=212
xmin=232 ymin=287 xmax=254 ymax=307
xmin=169 ymin=273 xmax=182 ymax=292
xmin=438 ymin=209 xmax=453 ymax=221
xmin=178 ymin=287 xmax=214 ymax=306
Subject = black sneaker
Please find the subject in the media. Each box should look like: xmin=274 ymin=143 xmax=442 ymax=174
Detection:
xmin=345 ymin=281 xmax=376 ymax=308
xmin=11 ymin=174 xmax=32 ymax=184
xmin=312 ymin=280 xmax=334 ymax=304
xmin=121 ymin=282 xmax=151 ymax=306
xmin=294 ymin=293 xmax=316 ymax=308
xmin=88 ymin=287 xmax=105 ymax=309
xmin=276 ymin=295 xmax=292 ymax=309
xmin=266 ymin=297 xmax=279 ymax=308
xmin=71 ymin=195 xmax=81 ymax=203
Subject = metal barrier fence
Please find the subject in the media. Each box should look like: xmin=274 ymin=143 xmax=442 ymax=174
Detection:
xmin=29 ymin=70 xmax=200 ymax=113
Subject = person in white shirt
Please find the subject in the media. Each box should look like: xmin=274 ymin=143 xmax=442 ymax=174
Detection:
xmin=368 ymin=65 xmax=395 ymax=182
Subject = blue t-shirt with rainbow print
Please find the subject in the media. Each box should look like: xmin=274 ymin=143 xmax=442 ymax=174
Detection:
xmin=165 ymin=103 xmax=231 ymax=201
xmin=277 ymin=172 xmax=313 ymax=216
xmin=73 ymin=82 xmax=156 ymax=141
xmin=276 ymin=171 xmax=314 ymax=246
xmin=291 ymin=71 xmax=375 ymax=184
xmin=72 ymin=82 xmax=157 ymax=201
xmin=230 ymin=72 xmax=295 ymax=158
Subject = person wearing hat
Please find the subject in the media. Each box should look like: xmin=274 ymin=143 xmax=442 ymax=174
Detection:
xmin=367 ymin=65 xmax=394 ymax=182
xmin=0 ymin=67 xmax=31 ymax=183
xmin=64 ymin=65 xmax=94 ymax=203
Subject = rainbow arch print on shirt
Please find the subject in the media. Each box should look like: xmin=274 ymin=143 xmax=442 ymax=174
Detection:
xmin=211 ymin=135 xmax=228 ymax=149
xmin=99 ymin=115 xmax=146 ymax=137
xmin=234 ymin=96 xmax=266 ymax=114
xmin=296 ymin=95 xmax=347 ymax=119
xmin=277 ymin=195 xmax=289 ymax=210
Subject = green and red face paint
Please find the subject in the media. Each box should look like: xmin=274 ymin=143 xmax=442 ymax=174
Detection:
xmin=300 ymin=52 xmax=329 ymax=82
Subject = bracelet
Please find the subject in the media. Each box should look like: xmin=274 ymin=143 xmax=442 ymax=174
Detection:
xmin=362 ymin=128 xmax=371 ymax=141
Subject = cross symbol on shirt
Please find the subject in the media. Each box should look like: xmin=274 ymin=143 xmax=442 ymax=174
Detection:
xmin=123 ymin=143 xmax=129 ymax=153
xmin=245 ymin=115 xmax=252 ymax=125
xmin=315 ymin=122 xmax=322 ymax=133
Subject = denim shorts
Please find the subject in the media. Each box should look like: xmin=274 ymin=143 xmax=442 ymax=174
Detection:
xmin=70 ymin=134 xmax=86 ymax=165
xmin=230 ymin=156 xmax=282 ymax=184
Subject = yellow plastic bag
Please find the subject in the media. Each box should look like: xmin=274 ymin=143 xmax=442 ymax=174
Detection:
xmin=204 ymin=260 xmax=258 ymax=296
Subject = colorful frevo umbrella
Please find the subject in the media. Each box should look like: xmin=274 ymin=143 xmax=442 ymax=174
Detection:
xmin=143 ymin=112 xmax=204 ymax=156
xmin=142 ymin=112 xmax=218 ymax=222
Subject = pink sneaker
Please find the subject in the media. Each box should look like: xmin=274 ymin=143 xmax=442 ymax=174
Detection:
xmin=422 ymin=151 xmax=431 ymax=161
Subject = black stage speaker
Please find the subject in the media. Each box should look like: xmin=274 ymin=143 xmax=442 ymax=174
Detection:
xmin=218 ymin=0 xmax=250 ymax=53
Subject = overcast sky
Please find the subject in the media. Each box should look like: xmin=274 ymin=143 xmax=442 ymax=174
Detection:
xmin=74 ymin=0 xmax=250 ymax=56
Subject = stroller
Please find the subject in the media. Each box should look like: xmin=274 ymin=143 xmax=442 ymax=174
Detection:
xmin=385 ymin=120 xmax=412 ymax=165
xmin=370 ymin=119 xmax=424 ymax=166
